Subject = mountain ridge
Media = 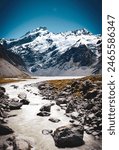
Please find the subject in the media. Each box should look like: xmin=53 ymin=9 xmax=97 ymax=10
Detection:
xmin=0 ymin=27 xmax=102 ymax=76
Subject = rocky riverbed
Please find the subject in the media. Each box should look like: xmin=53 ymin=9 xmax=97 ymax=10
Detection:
xmin=37 ymin=75 xmax=102 ymax=148
xmin=0 ymin=76 xmax=102 ymax=150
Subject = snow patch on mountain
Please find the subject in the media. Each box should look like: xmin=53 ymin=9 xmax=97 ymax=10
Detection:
xmin=1 ymin=27 xmax=102 ymax=76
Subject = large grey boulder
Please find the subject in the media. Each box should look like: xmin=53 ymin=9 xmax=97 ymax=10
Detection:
xmin=0 ymin=124 xmax=14 ymax=135
xmin=53 ymin=124 xmax=84 ymax=148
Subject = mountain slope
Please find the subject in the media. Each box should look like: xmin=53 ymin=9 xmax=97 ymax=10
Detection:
xmin=1 ymin=27 xmax=102 ymax=76
xmin=0 ymin=44 xmax=29 ymax=78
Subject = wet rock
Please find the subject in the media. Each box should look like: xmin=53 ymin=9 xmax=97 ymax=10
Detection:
xmin=0 ymin=107 xmax=8 ymax=118
xmin=40 ymin=103 xmax=54 ymax=112
xmin=71 ymin=112 xmax=79 ymax=120
xmin=69 ymin=119 xmax=75 ymax=123
xmin=85 ymin=89 xmax=98 ymax=99
xmin=0 ymin=86 xmax=6 ymax=93
xmin=81 ymin=80 xmax=93 ymax=94
xmin=0 ymin=117 xmax=8 ymax=124
xmin=0 ymin=90 xmax=5 ymax=97
xmin=85 ymin=103 xmax=94 ymax=110
xmin=20 ymin=99 xmax=30 ymax=105
xmin=14 ymin=138 xmax=31 ymax=150
xmin=92 ymin=131 xmax=99 ymax=136
xmin=10 ymin=98 xmax=19 ymax=103
xmin=60 ymin=104 xmax=67 ymax=110
xmin=11 ymin=85 xmax=18 ymax=89
xmin=92 ymin=106 xmax=99 ymax=113
xmin=3 ymin=136 xmax=34 ymax=150
xmin=3 ymin=136 xmax=15 ymax=150
xmin=9 ymin=102 xmax=23 ymax=110
xmin=0 ymin=124 xmax=14 ymax=135
xmin=18 ymin=92 xmax=27 ymax=99
xmin=56 ymin=98 xmax=67 ymax=106
xmin=88 ymin=113 xmax=95 ymax=119
xmin=58 ymin=91 xmax=70 ymax=97
xmin=37 ymin=111 xmax=50 ymax=116
xmin=71 ymin=81 xmax=80 ymax=89
xmin=49 ymin=117 xmax=60 ymax=123
xmin=53 ymin=124 xmax=84 ymax=148
xmin=95 ymin=111 xmax=102 ymax=118
xmin=42 ymin=129 xmax=53 ymax=135
xmin=38 ymin=85 xmax=46 ymax=90
xmin=66 ymin=101 xmax=75 ymax=113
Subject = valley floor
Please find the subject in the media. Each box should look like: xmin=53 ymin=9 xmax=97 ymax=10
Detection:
xmin=0 ymin=76 xmax=102 ymax=150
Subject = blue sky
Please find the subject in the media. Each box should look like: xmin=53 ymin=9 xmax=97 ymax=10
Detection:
xmin=0 ymin=0 xmax=102 ymax=39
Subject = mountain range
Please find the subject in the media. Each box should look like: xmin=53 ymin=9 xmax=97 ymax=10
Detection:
xmin=0 ymin=27 xmax=102 ymax=76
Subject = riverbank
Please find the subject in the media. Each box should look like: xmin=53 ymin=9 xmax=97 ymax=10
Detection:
xmin=0 ymin=76 xmax=102 ymax=150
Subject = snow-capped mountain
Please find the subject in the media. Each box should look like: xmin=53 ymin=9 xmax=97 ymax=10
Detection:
xmin=0 ymin=27 xmax=102 ymax=76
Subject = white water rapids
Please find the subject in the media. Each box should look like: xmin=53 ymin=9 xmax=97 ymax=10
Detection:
xmin=2 ymin=77 xmax=101 ymax=150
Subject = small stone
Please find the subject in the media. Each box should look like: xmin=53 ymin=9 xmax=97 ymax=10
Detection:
xmin=49 ymin=117 xmax=60 ymax=123
xmin=37 ymin=111 xmax=50 ymax=116
xmin=20 ymin=99 xmax=30 ymax=105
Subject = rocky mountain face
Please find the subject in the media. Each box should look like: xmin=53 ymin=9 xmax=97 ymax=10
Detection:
xmin=1 ymin=27 xmax=102 ymax=76
xmin=0 ymin=44 xmax=29 ymax=78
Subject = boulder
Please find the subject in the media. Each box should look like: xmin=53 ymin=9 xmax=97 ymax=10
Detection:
xmin=81 ymin=80 xmax=93 ymax=94
xmin=71 ymin=112 xmax=79 ymax=120
xmin=85 ymin=103 xmax=94 ymax=110
xmin=85 ymin=89 xmax=98 ymax=99
xmin=10 ymin=98 xmax=19 ymax=102
xmin=40 ymin=103 xmax=54 ymax=112
xmin=53 ymin=124 xmax=84 ymax=148
xmin=3 ymin=136 xmax=32 ymax=150
xmin=20 ymin=99 xmax=30 ymax=105
xmin=18 ymin=92 xmax=27 ymax=99
xmin=0 ymin=124 xmax=14 ymax=135
xmin=3 ymin=136 xmax=15 ymax=150
xmin=56 ymin=98 xmax=67 ymax=106
xmin=0 ymin=90 xmax=5 ymax=97
xmin=14 ymin=139 xmax=31 ymax=150
xmin=0 ymin=107 xmax=7 ymax=118
xmin=9 ymin=102 xmax=23 ymax=110
xmin=58 ymin=91 xmax=69 ymax=97
xmin=66 ymin=101 xmax=75 ymax=113
xmin=0 ymin=86 xmax=6 ymax=93
xmin=88 ymin=113 xmax=95 ymax=119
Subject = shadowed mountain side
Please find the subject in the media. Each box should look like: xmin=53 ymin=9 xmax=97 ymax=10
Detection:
xmin=0 ymin=44 xmax=26 ymax=70
xmin=0 ymin=44 xmax=29 ymax=78
xmin=0 ymin=59 xmax=28 ymax=78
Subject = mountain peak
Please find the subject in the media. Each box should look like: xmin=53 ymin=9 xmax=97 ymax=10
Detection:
xmin=32 ymin=26 xmax=48 ymax=32
xmin=22 ymin=27 xmax=48 ymax=38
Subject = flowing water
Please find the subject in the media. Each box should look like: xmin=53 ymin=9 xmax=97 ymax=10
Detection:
xmin=3 ymin=77 xmax=101 ymax=150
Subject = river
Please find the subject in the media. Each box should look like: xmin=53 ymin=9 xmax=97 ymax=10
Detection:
xmin=3 ymin=77 xmax=101 ymax=150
